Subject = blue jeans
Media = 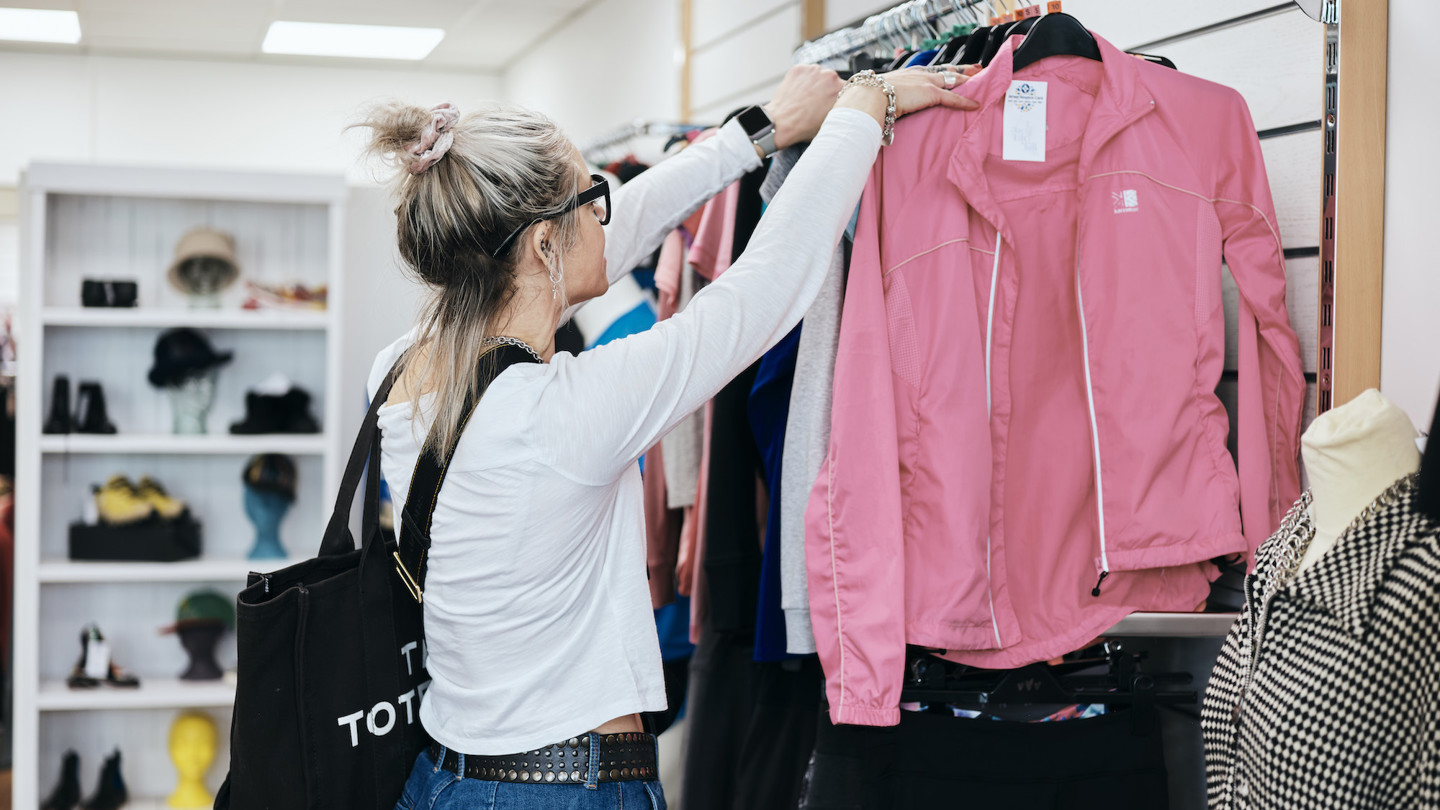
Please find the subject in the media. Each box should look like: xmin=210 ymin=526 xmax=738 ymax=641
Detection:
xmin=395 ymin=742 xmax=667 ymax=810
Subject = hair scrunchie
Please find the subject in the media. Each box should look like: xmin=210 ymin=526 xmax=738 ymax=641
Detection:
xmin=409 ymin=102 xmax=461 ymax=175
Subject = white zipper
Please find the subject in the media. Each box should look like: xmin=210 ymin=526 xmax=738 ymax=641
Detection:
xmin=984 ymin=231 xmax=1003 ymax=647
xmin=1074 ymin=250 xmax=1111 ymax=595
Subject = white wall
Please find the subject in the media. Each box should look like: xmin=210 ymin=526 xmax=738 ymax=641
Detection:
xmin=1383 ymin=0 xmax=1440 ymax=432
xmin=502 ymin=0 xmax=680 ymax=145
xmin=0 ymin=51 xmax=501 ymax=187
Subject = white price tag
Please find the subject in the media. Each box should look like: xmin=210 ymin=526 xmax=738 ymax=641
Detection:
xmin=1003 ymin=80 xmax=1048 ymax=162
xmin=84 ymin=637 xmax=110 ymax=679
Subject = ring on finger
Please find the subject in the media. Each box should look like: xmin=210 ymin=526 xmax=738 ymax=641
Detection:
xmin=944 ymin=73 xmax=957 ymax=87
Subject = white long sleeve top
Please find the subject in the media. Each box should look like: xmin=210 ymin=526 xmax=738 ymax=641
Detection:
xmin=365 ymin=108 xmax=880 ymax=755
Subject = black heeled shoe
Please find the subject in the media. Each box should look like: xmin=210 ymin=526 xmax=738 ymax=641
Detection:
xmin=67 ymin=625 xmax=141 ymax=689
xmin=81 ymin=750 xmax=128 ymax=810
xmin=44 ymin=376 xmax=72 ymax=434
xmin=74 ymin=382 xmax=118 ymax=434
xmin=41 ymin=750 xmax=81 ymax=810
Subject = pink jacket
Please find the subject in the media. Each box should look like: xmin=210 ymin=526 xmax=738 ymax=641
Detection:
xmin=805 ymin=34 xmax=1305 ymax=727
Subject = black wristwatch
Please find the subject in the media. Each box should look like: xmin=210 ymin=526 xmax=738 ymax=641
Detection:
xmin=736 ymin=105 xmax=778 ymax=157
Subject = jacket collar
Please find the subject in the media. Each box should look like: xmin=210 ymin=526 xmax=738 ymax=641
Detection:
xmin=945 ymin=30 xmax=1156 ymax=244
xmin=1284 ymin=477 xmax=1433 ymax=638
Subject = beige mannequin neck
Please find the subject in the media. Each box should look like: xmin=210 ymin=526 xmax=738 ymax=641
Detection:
xmin=1299 ymin=389 xmax=1421 ymax=573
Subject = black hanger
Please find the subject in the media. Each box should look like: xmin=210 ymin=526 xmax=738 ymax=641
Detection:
xmin=886 ymin=48 xmax=917 ymax=71
xmin=1128 ymin=51 xmax=1178 ymax=70
xmin=900 ymin=644 xmax=1195 ymax=735
xmin=929 ymin=28 xmax=972 ymax=66
xmin=1012 ymin=12 xmax=1101 ymax=73
xmin=1420 ymin=388 xmax=1440 ymax=524
xmin=952 ymin=26 xmax=991 ymax=65
xmin=980 ymin=19 xmax=1022 ymax=67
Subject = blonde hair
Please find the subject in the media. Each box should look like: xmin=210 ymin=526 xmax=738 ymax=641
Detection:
xmin=352 ymin=101 xmax=582 ymax=453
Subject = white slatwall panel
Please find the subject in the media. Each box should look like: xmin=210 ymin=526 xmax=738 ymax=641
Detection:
xmin=690 ymin=4 xmax=802 ymax=113
xmin=1158 ymin=10 xmax=1323 ymax=131
xmin=1262 ymin=130 xmax=1323 ymax=249
xmin=44 ymin=195 xmax=330 ymax=311
xmin=693 ymin=0 xmax=796 ymax=50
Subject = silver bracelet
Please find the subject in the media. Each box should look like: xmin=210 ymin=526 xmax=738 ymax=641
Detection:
xmin=840 ymin=70 xmax=897 ymax=146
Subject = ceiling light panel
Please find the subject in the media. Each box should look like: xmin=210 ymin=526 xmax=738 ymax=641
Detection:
xmin=261 ymin=21 xmax=444 ymax=60
xmin=0 ymin=7 xmax=81 ymax=44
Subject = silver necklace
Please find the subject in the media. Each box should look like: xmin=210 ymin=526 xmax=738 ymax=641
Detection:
xmin=481 ymin=335 xmax=544 ymax=363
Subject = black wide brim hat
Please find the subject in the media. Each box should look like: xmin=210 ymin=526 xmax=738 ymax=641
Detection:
xmin=242 ymin=453 xmax=298 ymax=500
xmin=147 ymin=328 xmax=233 ymax=388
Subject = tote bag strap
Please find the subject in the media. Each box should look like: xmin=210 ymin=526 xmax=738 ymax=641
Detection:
xmin=393 ymin=343 xmax=539 ymax=602
xmin=317 ymin=358 xmax=403 ymax=557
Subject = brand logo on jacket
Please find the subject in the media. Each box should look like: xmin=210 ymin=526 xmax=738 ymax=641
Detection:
xmin=1112 ymin=189 xmax=1140 ymax=214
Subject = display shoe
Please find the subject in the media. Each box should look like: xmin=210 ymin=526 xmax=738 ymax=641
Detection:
xmin=41 ymin=750 xmax=82 ymax=810
xmin=73 ymin=382 xmax=118 ymax=434
xmin=134 ymin=476 xmax=187 ymax=520
xmin=67 ymin=624 xmax=141 ymax=690
xmin=94 ymin=476 xmax=155 ymax=525
xmin=44 ymin=376 xmax=72 ymax=434
xmin=81 ymin=750 xmax=129 ymax=810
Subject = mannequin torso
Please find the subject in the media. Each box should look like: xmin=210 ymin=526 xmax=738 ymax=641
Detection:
xmin=1298 ymin=388 xmax=1420 ymax=573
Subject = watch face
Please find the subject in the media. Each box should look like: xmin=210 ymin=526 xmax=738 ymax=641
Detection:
xmin=737 ymin=105 xmax=773 ymax=135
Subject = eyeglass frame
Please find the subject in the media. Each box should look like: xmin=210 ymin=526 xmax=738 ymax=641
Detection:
xmin=488 ymin=174 xmax=611 ymax=259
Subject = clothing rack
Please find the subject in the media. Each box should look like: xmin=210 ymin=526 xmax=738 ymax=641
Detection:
xmin=794 ymin=0 xmax=999 ymax=65
xmin=582 ymin=121 xmax=714 ymax=163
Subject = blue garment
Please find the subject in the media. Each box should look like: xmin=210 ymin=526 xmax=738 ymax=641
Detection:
xmin=904 ymin=48 xmax=939 ymax=66
xmin=747 ymin=324 xmax=802 ymax=662
xmin=396 ymin=747 xmax=666 ymax=809
xmin=588 ymin=301 xmax=656 ymax=350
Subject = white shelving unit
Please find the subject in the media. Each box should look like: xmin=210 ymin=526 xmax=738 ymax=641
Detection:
xmin=15 ymin=162 xmax=347 ymax=807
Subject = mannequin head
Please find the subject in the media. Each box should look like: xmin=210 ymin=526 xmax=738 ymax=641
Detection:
xmin=177 ymin=624 xmax=225 ymax=680
xmin=168 ymin=712 xmax=217 ymax=809
xmin=165 ymin=371 xmax=217 ymax=434
xmin=244 ymin=486 xmax=291 ymax=560
xmin=176 ymin=257 xmax=231 ymax=308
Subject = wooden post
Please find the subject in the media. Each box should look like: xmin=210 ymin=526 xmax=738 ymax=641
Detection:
xmin=680 ymin=0 xmax=694 ymax=121
xmin=803 ymin=0 xmax=827 ymax=41
xmin=1329 ymin=1 xmax=1388 ymax=408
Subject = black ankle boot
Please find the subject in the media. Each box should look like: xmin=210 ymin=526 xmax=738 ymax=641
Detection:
xmin=74 ymin=382 xmax=118 ymax=434
xmin=44 ymin=376 xmax=72 ymax=434
xmin=41 ymin=750 xmax=81 ymax=810
xmin=81 ymin=750 xmax=128 ymax=810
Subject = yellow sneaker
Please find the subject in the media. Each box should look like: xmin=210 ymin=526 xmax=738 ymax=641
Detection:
xmin=135 ymin=476 xmax=187 ymax=520
xmin=94 ymin=476 xmax=154 ymax=525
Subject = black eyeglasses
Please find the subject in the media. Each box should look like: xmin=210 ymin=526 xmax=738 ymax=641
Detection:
xmin=489 ymin=174 xmax=611 ymax=258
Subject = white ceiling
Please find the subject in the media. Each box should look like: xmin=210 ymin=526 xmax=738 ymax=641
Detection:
xmin=0 ymin=0 xmax=599 ymax=71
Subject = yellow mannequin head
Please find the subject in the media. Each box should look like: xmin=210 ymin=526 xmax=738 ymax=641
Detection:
xmin=168 ymin=712 xmax=217 ymax=809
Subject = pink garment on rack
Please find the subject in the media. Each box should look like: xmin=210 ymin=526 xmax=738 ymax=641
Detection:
xmin=688 ymin=181 xmax=741 ymax=281
xmin=806 ymin=34 xmax=1304 ymax=727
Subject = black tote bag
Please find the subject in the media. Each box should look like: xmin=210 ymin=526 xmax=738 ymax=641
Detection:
xmin=216 ymin=344 xmax=537 ymax=810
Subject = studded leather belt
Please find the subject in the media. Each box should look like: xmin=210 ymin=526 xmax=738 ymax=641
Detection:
xmin=428 ymin=732 xmax=658 ymax=785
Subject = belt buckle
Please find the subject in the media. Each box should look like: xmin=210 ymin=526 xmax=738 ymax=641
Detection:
xmin=393 ymin=551 xmax=424 ymax=603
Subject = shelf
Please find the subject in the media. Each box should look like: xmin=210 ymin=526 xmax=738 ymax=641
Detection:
xmin=37 ymin=678 xmax=235 ymax=711
xmin=1104 ymin=612 xmax=1239 ymax=638
xmin=40 ymin=433 xmax=330 ymax=455
xmin=42 ymin=308 xmax=330 ymax=330
xmin=38 ymin=558 xmax=292 ymax=583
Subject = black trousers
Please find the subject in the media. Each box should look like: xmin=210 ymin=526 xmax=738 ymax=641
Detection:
xmin=800 ymin=707 xmax=1169 ymax=810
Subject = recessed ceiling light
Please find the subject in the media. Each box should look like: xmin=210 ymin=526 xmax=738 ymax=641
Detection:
xmin=0 ymin=8 xmax=81 ymax=44
xmin=262 ymin=21 xmax=444 ymax=60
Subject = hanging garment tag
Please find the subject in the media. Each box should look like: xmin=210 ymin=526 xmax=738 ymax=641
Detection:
xmin=1003 ymin=80 xmax=1048 ymax=162
xmin=84 ymin=637 xmax=111 ymax=679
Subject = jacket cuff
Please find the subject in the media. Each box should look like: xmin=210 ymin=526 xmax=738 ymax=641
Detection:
xmin=715 ymin=119 xmax=764 ymax=175
xmin=831 ymin=702 xmax=901 ymax=727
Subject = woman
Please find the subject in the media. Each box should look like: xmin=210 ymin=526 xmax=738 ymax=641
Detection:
xmin=358 ymin=63 xmax=977 ymax=810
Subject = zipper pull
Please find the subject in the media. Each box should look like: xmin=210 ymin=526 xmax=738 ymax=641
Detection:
xmin=1091 ymin=570 xmax=1110 ymax=597
xmin=261 ymin=574 xmax=271 ymax=594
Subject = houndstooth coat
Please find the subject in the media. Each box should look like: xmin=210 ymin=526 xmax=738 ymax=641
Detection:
xmin=1202 ymin=475 xmax=1440 ymax=809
